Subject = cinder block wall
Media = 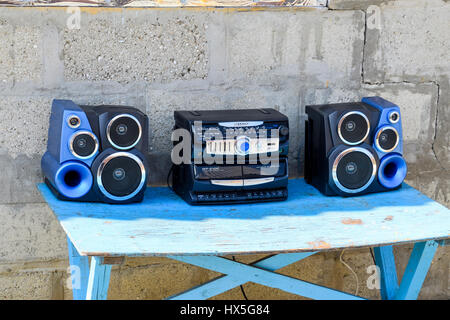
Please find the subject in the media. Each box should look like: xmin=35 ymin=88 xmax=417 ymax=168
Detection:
xmin=0 ymin=0 xmax=448 ymax=299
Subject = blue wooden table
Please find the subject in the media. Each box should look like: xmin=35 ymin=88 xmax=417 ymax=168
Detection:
xmin=38 ymin=179 xmax=449 ymax=300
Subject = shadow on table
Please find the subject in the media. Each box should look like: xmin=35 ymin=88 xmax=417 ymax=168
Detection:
xmin=37 ymin=178 xmax=440 ymax=222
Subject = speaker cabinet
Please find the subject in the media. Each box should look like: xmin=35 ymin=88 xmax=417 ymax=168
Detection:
xmin=305 ymin=96 xmax=407 ymax=196
xmin=41 ymin=99 xmax=149 ymax=204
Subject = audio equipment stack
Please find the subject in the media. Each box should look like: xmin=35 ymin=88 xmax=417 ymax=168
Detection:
xmin=41 ymin=99 xmax=149 ymax=204
xmin=171 ymin=109 xmax=289 ymax=205
xmin=304 ymin=96 xmax=407 ymax=196
xmin=41 ymin=95 xmax=407 ymax=205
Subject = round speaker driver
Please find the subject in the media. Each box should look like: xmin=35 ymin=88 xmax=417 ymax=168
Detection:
xmin=338 ymin=111 xmax=370 ymax=145
xmin=332 ymin=147 xmax=377 ymax=194
xmin=375 ymin=126 xmax=399 ymax=152
xmin=97 ymin=152 xmax=146 ymax=201
xmin=107 ymin=114 xmax=142 ymax=150
xmin=69 ymin=131 xmax=98 ymax=159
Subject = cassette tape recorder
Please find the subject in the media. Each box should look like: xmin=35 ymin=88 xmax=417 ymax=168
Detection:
xmin=171 ymin=108 xmax=289 ymax=205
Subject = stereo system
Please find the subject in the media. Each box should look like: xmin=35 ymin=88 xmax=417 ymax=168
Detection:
xmin=305 ymin=96 xmax=407 ymax=196
xmin=41 ymin=96 xmax=407 ymax=205
xmin=41 ymin=100 xmax=149 ymax=204
xmin=171 ymin=109 xmax=289 ymax=204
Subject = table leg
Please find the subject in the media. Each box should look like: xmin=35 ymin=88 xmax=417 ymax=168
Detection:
xmin=373 ymin=245 xmax=399 ymax=300
xmin=67 ymin=237 xmax=90 ymax=300
xmin=395 ymin=240 xmax=439 ymax=300
xmin=86 ymin=257 xmax=112 ymax=300
xmin=374 ymin=240 xmax=439 ymax=300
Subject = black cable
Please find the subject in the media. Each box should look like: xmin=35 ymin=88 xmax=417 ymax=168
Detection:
xmin=167 ymin=164 xmax=174 ymax=191
xmin=232 ymin=256 xmax=249 ymax=300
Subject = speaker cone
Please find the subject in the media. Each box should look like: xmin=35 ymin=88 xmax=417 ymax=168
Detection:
xmin=107 ymin=114 xmax=142 ymax=150
xmin=97 ymin=152 xmax=146 ymax=201
xmin=338 ymin=111 xmax=370 ymax=145
xmin=375 ymin=126 xmax=399 ymax=153
xmin=332 ymin=147 xmax=377 ymax=193
xmin=69 ymin=131 xmax=99 ymax=159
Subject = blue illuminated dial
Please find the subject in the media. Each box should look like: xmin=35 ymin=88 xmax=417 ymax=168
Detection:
xmin=241 ymin=142 xmax=250 ymax=152
xmin=235 ymin=136 xmax=251 ymax=155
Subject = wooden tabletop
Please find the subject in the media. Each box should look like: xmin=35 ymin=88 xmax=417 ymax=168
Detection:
xmin=38 ymin=179 xmax=450 ymax=257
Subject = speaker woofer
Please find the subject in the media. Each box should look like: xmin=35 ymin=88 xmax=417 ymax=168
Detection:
xmin=69 ymin=131 xmax=99 ymax=159
xmin=332 ymin=147 xmax=377 ymax=194
xmin=106 ymin=114 xmax=142 ymax=150
xmin=378 ymin=154 xmax=407 ymax=189
xmin=375 ymin=126 xmax=399 ymax=153
xmin=55 ymin=161 xmax=93 ymax=198
xmin=97 ymin=152 xmax=146 ymax=201
xmin=337 ymin=111 xmax=370 ymax=145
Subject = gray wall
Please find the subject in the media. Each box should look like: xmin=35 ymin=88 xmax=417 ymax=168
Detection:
xmin=0 ymin=0 xmax=448 ymax=299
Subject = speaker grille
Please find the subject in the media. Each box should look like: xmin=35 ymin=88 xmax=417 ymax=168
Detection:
xmin=69 ymin=131 xmax=98 ymax=159
xmin=107 ymin=114 xmax=142 ymax=150
xmin=338 ymin=111 xmax=370 ymax=145
xmin=97 ymin=152 xmax=146 ymax=201
xmin=375 ymin=126 xmax=399 ymax=152
xmin=332 ymin=147 xmax=377 ymax=193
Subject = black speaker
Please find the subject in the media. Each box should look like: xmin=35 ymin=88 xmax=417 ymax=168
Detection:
xmin=41 ymin=99 xmax=149 ymax=204
xmin=305 ymin=96 xmax=407 ymax=196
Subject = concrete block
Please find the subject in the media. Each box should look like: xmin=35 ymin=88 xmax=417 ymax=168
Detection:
xmin=62 ymin=11 xmax=208 ymax=83
xmin=0 ymin=20 xmax=42 ymax=86
xmin=225 ymin=12 xmax=285 ymax=82
xmin=364 ymin=0 xmax=450 ymax=83
xmin=0 ymin=154 xmax=43 ymax=204
xmin=0 ymin=97 xmax=52 ymax=158
xmin=0 ymin=271 xmax=54 ymax=300
xmin=226 ymin=10 xmax=364 ymax=86
xmin=0 ymin=203 xmax=67 ymax=263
